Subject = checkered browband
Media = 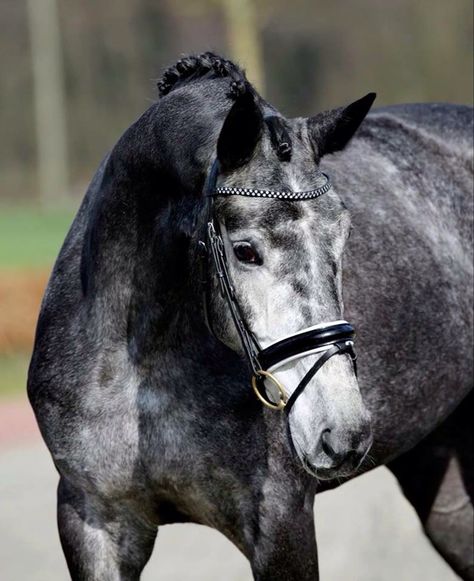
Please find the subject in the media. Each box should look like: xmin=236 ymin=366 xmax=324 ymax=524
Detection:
xmin=212 ymin=172 xmax=332 ymax=201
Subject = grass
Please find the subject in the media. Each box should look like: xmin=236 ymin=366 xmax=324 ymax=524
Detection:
xmin=0 ymin=353 xmax=30 ymax=399
xmin=0 ymin=204 xmax=77 ymax=399
xmin=0 ymin=205 xmax=76 ymax=269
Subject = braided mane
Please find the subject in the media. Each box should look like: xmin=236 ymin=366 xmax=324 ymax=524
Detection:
xmin=157 ymin=52 xmax=249 ymax=100
xmin=158 ymin=52 xmax=292 ymax=160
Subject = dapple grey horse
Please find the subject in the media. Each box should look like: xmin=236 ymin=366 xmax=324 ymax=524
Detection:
xmin=28 ymin=53 xmax=473 ymax=580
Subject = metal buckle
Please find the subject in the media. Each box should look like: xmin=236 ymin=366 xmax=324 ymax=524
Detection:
xmin=251 ymin=370 xmax=288 ymax=410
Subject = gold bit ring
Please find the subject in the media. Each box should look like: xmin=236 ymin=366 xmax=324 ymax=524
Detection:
xmin=251 ymin=370 xmax=288 ymax=410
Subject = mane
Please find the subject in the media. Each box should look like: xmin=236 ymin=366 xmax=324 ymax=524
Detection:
xmin=157 ymin=52 xmax=249 ymax=100
xmin=157 ymin=52 xmax=293 ymax=160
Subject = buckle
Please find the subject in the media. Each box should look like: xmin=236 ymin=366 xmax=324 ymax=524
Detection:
xmin=251 ymin=370 xmax=288 ymax=410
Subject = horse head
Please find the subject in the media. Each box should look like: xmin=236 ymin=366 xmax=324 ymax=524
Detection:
xmin=163 ymin=54 xmax=376 ymax=480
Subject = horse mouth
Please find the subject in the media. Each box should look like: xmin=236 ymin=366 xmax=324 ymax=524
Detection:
xmin=301 ymin=444 xmax=371 ymax=481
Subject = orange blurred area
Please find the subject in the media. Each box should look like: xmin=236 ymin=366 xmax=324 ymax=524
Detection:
xmin=0 ymin=269 xmax=48 ymax=354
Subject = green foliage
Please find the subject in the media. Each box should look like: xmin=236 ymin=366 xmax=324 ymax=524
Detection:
xmin=0 ymin=353 xmax=29 ymax=399
xmin=0 ymin=205 xmax=74 ymax=269
xmin=0 ymin=205 xmax=75 ymax=398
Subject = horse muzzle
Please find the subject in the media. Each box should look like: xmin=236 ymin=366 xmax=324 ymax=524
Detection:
xmin=252 ymin=320 xmax=358 ymax=413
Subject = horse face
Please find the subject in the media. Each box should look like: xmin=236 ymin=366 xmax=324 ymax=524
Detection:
xmin=211 ymin=188 xmax=372 ymax=479
xmin=208 ymin=92 xmax=375 ymax=480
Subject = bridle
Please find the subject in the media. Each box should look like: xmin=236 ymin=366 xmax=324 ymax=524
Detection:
xmin=200 ymin=159 xmax=357 ymax=413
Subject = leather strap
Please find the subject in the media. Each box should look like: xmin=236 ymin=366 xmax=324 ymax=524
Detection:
xmin=259 ymin=322 xmax=355 ymax=370
xmin=284 ymin=341 xmax=357 ymax=414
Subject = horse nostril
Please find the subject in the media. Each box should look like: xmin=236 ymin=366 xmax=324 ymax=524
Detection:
xmin=321 ymin=429 xmax=360 ymax=469
xmin=345 ymin=450 xmax=361 ymax=469
xmin=321 ymin=428 xmax=335 ymax=458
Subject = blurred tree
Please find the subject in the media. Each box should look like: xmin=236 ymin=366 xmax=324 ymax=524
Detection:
xmin=0 ymin=0 xmax=471 ymax=201
xmin=27 ymin=0 xmax=69 ymax=204
xmin=221 ymin=0 xmax=264 ymax=91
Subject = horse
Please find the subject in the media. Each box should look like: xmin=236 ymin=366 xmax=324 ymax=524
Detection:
xmin=28 ymin=53 xmax=473 ymax=580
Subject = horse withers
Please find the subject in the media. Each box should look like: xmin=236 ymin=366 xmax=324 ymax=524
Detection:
xmin=28 ymin=53 xmax=473 ymax=580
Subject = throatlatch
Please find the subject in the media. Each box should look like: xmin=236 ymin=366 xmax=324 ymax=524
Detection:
xmin=201 ymin=159 xmax=357 ymax=412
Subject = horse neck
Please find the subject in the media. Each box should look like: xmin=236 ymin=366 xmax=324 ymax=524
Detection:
xmin=81 ymin=86 xmax=243 ymax=375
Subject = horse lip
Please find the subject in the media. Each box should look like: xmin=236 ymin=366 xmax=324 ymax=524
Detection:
xmin=301 ymin=455 xmax=320 ymax=478
xmin=301 ymin=454 xmax=359 ymax=481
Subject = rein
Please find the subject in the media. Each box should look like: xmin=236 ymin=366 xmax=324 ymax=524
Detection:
xmin=200 ymin=159 xmax=357 ymax=412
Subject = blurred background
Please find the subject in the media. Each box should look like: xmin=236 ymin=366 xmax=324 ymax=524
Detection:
xmin=0 ymin=1 xmax=472 ymax=579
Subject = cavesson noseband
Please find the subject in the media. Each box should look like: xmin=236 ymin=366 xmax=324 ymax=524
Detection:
xmin=201 ymin=159 xmax=357 ymax=413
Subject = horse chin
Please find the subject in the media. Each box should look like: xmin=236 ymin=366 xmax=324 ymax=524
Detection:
xmin=300 ymin=455 xmax=362 ymax=481
xmin=309 ymin=465 xmax=356 ymax=481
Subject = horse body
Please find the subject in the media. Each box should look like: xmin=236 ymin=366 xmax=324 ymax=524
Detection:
xmin=331 ymin=103 xmax=474 ymax=578
xmin=28 ymin=55 xmax=473 ymax=580
xmin=327 ymin=103 xmax=473 ymax=461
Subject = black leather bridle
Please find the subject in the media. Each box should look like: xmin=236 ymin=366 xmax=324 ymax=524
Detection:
xmin=200 ymin=159 xmax=357 ymax=413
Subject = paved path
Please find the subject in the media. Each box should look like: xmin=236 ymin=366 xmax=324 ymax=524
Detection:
xmin=0 ymin=398 xmax=458 ymax=580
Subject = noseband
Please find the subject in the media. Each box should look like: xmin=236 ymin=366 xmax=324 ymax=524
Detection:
xmin=200 ymin=159 xmax=357 ymax=413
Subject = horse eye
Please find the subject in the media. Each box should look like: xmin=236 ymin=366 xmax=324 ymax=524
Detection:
xmin=233 ymin=242 xmax=262 ymax=265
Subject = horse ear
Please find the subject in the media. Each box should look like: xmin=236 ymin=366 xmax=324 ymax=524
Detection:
xmin=217 ymin=91 xmax=263 ymax=171
xmin=308 ymin=93 xmax=376 ymax=157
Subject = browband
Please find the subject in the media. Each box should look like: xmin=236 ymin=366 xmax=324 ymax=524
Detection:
xmin=213 ymin=173 xmax=331 ymax=201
